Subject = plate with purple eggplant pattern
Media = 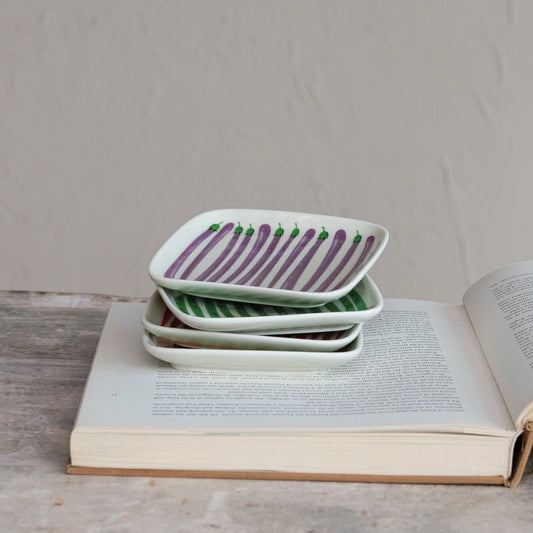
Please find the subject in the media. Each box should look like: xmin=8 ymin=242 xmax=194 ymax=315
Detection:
xmin=143 ymin=291 xmax=362 ymax=352
xmin=149 ymin=209 xmax=388 ymax=306
xmin=142 ymin=330 xmax=364 ymax=372
xmin=157 ymin=275 xmax=382 ymax=334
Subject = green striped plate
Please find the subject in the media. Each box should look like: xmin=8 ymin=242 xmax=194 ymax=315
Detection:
xmin=157 ymin=275 xmax=382 ymax=334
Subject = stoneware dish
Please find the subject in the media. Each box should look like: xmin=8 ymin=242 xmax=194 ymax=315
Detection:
xmin=142 ymin=330 xmax=364 ymax=372
xmin=143 ymin=291 xmax=362 ymax=352
xmin=156 ymin=275 xmax=382 ymax=334
xmin=149 ymin=209 xmax=388 ymax=307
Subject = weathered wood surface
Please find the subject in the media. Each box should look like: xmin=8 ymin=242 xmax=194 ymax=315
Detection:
xmin=1 ymin=291 xmax=532 ymax=533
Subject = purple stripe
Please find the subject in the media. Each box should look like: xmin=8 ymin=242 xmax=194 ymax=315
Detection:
xmin=250 ymin=236 xmax=297 ymax=287
xmin=332 ymin=236 xmax=376 ymax=290
xmin=206 ymin=234 xmax=253 ymax=282
xmin=267 ymin=228 xmax=316 ymax=288
xmin=161 ymin=307 xmax=175 ymax=326
xmin=280 ymin=238 xmax=326 ymax=291
xmin=222 ymin=224 xmax=271 ymax=284
xmin=235 ymin=235 xmax=282 ymax=285
xmin=179 ymin=223 xmax=234 ymax=279
xmin=164 ymin=228 xmax=214 ymax=278
xmin=316 ymin=240 xmax=361 ymax=292
xmin=195 ymin=231 xmax=242 ymax=281
xmin=301 ymin=229 xmax=346 ymax=291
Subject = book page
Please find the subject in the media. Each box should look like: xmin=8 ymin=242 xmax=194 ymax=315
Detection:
xmin=464 ymin=261 xmax=533 ymax=427
xmin=76 ymin=301 xmax=513 ymax=435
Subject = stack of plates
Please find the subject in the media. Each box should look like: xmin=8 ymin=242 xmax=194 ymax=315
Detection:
xmin=143 ymin=209 xmax=388 ymax=372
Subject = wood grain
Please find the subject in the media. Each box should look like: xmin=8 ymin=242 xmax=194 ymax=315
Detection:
xmin=0 ymin=291 xmax=145 ymax=473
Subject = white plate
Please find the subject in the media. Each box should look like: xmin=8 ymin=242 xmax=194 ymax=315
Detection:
xmin=149 ymin=209 xmax=388 ymax=307
xmin=157 ymin=275 xmax=382 ymax=334
xmin=142 ymin=330 xmax=364 ymax=372
xmin=143 ymin=291 xmax=362 ymax=352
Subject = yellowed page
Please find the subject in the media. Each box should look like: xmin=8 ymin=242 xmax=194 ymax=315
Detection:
xmin=464 ymin=261 xmax=533 ymax=427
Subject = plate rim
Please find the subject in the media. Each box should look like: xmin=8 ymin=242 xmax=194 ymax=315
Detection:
xmin=143 ymin=291 xmax=363 ymax=352
xmin=156 ymin=275 xmax=383 ymax=333
xmin=149 ymin=208 xmax=389 ymax=307
xmin=142 ymin=329 xmax=364 ymax=372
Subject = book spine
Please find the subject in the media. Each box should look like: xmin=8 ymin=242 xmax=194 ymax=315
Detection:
xmin=506 ymin=421 xmax=533 ymax=488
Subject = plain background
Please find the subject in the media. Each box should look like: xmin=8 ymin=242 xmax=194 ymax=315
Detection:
xmin=2 ymin=1 xmax=532 ymax=302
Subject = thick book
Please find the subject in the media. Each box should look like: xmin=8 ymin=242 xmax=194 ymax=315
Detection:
xmin=68 ymin=262 xmax=533 ymax=486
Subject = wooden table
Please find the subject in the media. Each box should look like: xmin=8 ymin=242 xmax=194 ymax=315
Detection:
xmin=2 ymin=291 xmax=532 ymax=532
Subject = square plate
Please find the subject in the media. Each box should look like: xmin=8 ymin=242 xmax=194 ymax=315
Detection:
xmin=149 ymin=209 xmax=388 ymax=307
xmin=142 ymin=330 xmax=364 ymax=372
xmin=157 ymin=275 xmax=382 ymax=334
xmin=143 ymin=292 xmax=362 ymax=352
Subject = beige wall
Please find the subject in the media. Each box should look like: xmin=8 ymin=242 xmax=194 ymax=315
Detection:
xmin=2 ymin=1 xmax=532 ymax=302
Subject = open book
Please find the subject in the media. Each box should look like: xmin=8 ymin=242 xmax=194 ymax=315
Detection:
xmin=68 ymin=262 xmax=533 ymax=486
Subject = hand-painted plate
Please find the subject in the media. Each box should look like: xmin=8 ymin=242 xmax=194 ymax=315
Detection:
xmin=142 ymin=330 xmax=364 ymax=372
xmin=157 ymin=275 xmax=382 ymax=334
xmin=143 ymin=292 xmax=362 ymax=352
xmin=149 ymin=209 xmax=388 ymax=307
